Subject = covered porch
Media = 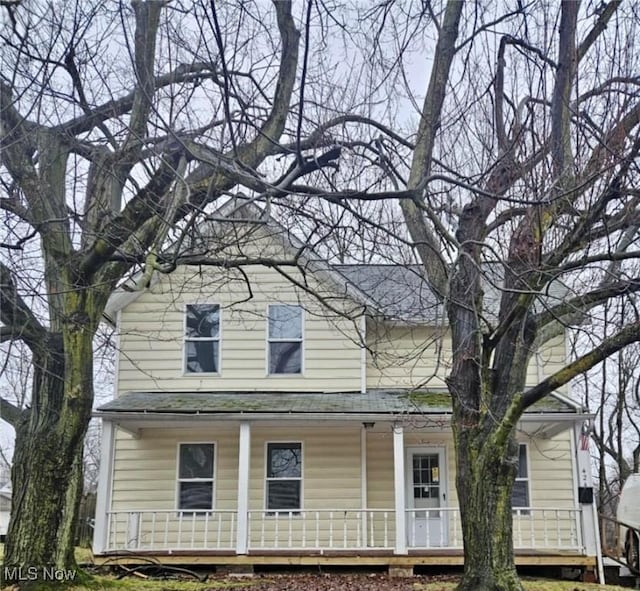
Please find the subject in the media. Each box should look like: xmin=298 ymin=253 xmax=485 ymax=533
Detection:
xmin=93 ymin=390 xmax=595 ymax=564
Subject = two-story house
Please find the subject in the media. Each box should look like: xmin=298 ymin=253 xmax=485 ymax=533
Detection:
xmin=92 ymin=202 xmax=601 ymax=576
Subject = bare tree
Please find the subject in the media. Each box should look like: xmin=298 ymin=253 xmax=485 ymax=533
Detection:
xmin=263 ymin=2 xmax=640 ymax=589
xmin=0 ymin=0 xmax=312 ymax=571
xmin=3 ymin=2 xmax=640 ymax=590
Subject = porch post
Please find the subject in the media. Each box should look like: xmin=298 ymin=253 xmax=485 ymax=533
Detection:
xmin=393 ymin=423 xmax=407 ymax=554
xmin=361 ymin=424 xmax=368 ymax=546
xmin=93 ymin=420 xmax=115 ymax=554
xmin=236 ymin=421 xmax=251 ymax=554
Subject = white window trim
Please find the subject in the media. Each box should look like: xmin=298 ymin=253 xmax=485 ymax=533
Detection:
xmin=265 ymin=304 xmax=304 ymax=376
xmin=513 ymin=442 xmax=531 ymax=511
xmin=176 ymin=441 xmax=217 ymax=512
xmin=264 ymin=441 xmax=303 ymax=513
xmin=183 ymin=303 xmax=222 ymax=376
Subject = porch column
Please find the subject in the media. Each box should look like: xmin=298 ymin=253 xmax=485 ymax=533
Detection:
xmin=361 ymin=424 xmax=368 ymax=546
xmin=393 ymin=424 xmax=407 ymax=554
xmin=93 ymin=420 xmax=115 ymax=554
xmin=236 ymin=421 xmax=251 ymax=554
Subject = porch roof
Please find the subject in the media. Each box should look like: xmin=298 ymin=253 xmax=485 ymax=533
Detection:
xmin=96 ymin=389 xmax=578 ymax=416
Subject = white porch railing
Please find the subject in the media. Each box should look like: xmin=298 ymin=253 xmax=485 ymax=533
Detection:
xmin=512 ymin=508 xmax=582 ymax=550
xmin=247 ymin=509 xmax=394 ymax=550
xmin=105 ymin=510 xmax=236 ymax=551
xmin=103 ymin=507 xmax=582 ymax=553
xmin=405 ymin=507 xmax=583 ymax=550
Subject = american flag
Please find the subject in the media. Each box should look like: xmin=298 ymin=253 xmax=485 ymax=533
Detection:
xmin=579 ymin=421 xmax=591 ymax=451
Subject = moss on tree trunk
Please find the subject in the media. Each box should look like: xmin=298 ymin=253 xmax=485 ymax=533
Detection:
xmin=454 ymin=423 xmax=523 ymax=591
xmin=4 ymin=318 xmax=95 ymax=580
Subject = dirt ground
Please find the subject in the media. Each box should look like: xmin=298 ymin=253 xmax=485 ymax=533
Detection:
xmin=206 ymin=572 xmax=456 ymax=591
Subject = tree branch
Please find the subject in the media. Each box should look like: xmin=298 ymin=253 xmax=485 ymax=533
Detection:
xmin=0 ymin=262 xmax=47 ymax=350
xmin=535 ymin=277 xmax=640 ymax=330
xmin=0 ymin=396 xmax=22 ymax=429
xmin=522 ymin=321 xmax=640 ymax=408
xmin=53 ymin=62 xmax=216 ymax=137
xmin=401 ymin=0 xmax=464 ymax=299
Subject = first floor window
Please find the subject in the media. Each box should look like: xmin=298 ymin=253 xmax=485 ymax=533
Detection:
xmin=185 ymin=304 xmax=220 ymax=373
xmin=266 ymin=442 xmax=302 ymax=511
xmin=178 ymin=443 xmax=214 ymax=511
xmin=267 ymin=305 xmax=302 ymax=374
xmin=512 ymin=443 xmax=530 ymax=510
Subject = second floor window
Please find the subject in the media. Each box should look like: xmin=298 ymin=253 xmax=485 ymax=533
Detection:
xmin=268 ymin=304 xmax=302 ymax=374
xmin=185 ymin=304 xmax=220 ymax=373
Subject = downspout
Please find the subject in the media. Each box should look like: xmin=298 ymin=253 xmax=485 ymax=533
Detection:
xmin=593 ymin=499 xmax=606 ymax=584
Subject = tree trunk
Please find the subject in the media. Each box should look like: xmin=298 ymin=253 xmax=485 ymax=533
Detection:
xmin=4 ymin=326 xmax=94 ymax=580
xmin=454 ymin=422 xmax=523 ymax=591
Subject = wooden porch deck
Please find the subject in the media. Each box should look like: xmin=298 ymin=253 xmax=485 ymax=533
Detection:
xmin=94 ymin=549 xmax=596 ymax=568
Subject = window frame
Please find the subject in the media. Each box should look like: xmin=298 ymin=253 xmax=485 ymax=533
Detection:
xmin=176 ymin=442 xmax=216 ymax=513
xmin=264 ymin=441 xmax=303 ymax=514
xmin=266 ymin=304 xmax=304 ymax=376
xmin=512 ymin=443 xmax=531 ymax=513
xmin=183 ymin=303 xmax=222 ymax=376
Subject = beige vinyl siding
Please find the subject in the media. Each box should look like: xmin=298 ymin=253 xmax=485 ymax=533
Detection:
xmin=528 ymin=430 xmax=575 ymax=507
xmin=514 ymin=430 xmax=577 ymax=546
xmin=367 ymin=324 xmax=568 ymax=391
xmin=247 ymin=426 xmax=362 ymax=548
xmin=366 ymin=325 xmax=449 ymax=389
xmin=116 ymin=265 xmax=362 ymax=394
xmin=109 ymin=424 xmax=364 ymax=549
xmin=111 ymin=425 xmax=575 ymax=513
xmin=110 ymin=427 xmax=239 ymax=550
xmin=248 ymin=426 xmax=361 ymax=511
xmin=111 ymin=428 xmax=239 ymax=511
xmin=111 ymin=426 xmax=362 ymax=513
xmin=364 ymin=427 xmax=576 ymax=547
xmin=526 ymin=335 xmax=569 ymax=390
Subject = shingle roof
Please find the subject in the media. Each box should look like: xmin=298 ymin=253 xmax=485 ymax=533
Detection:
xmin=97 ymin=389 xmax=577 ymax=415
xmin=334 ymin=265 xmax=442 ymax=323
xmin=333 ymin=264 xmax=568 ymax=324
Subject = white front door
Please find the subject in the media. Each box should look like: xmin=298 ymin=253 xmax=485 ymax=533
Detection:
xmin=406 ymin=447 xmax=447 ymax=547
